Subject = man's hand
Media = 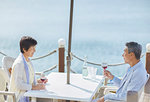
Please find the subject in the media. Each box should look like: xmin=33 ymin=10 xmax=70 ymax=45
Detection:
xmin=104 ymin=70 xmax=114 ymax=80
xmin=97 ymin=96 xmax=104 ymax=102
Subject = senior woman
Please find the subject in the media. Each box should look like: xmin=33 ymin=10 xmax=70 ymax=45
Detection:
xmin=8 ymin=36 xmax=47 ymax=102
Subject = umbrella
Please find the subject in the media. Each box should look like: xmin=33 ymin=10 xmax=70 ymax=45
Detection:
xmin=67 ymin=0 xmax=74 ymax=84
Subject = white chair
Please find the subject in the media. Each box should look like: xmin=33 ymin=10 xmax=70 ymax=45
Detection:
xmin=97 ymin=77 xmax=120 ymax=98
xmin=104 ymin=88 xmax=143 ymax=102
xmin=0 ymin=56 xmax=16 ymax=102
xmin=0 ymin=91 xmax=16 ymax=102
xmin=2 ymin=56 xmax=15 ymax=84
xmin=0 ymin=68 xmax=16 ymax=102
xmin=0 ymin=68 xmax=7 ymax=102
xmin=139 ymin=75 xmax=150 ymax=102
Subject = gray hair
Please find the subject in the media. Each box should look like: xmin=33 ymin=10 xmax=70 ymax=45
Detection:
xmin=126 ymin=42 xmax=142 ymax=60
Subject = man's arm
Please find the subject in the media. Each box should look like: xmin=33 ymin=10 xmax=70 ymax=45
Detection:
xmin=110 ymin=76 xmax=121 ymax=87
xmin=103 ymin=70 xmax=126 ymax=101
xmin=104 ymin=93 xmax=126 ymax=101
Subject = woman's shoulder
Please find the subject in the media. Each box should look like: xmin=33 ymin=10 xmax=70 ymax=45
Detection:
xmin=13 ymin=55 xmax=24 ymax=67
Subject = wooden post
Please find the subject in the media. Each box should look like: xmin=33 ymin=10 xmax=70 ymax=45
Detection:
xmin=58 ymin=39 xmax=65 ymax=72
xmin=146 ymin=43 xmax=150 ymax=74
xmin=144 ymin=43 xmax=150 ymax=94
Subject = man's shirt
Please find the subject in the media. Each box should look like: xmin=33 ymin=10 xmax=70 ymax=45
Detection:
xmin=104 ymin=61 xmax=148 ymax=101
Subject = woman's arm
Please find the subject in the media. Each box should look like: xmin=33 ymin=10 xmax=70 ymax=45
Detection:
xmin=13 ymin=63 xmax=32 ymax=91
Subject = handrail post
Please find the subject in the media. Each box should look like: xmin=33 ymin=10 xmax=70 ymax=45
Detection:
xmin=146 ymin=43 xmax=150 ymax=74
xmin=58 ymin=38 xmax=65 ymax=72
xmin=145 ymin=43 xmax=150 ymax=94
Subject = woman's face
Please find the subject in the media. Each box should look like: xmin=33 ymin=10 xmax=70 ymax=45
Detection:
xmin=24 ymin=46 xmax=36 ymax=57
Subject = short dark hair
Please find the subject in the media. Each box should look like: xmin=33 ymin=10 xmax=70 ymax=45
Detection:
xmin=20 ymin=36 xmax=37 ymax=53
xmin=126 ymin=42 xmax=142 ymax=60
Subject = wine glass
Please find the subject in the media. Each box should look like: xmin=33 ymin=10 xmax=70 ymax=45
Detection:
xmin=101 ymin=62 xmax=108 ymax=77
xmin=102 ymin=62 xmax=108 ymax=70
xmin=40 ymin=73 xmax=46 ymax=84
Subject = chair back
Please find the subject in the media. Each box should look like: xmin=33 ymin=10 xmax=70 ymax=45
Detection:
xmin=2 ymin=56 xmax=15 ymax=83
xmin=144 ymin=74 xmax=150 ymax=94
xmin=139 ymin=74 xmax=150 ymax=102
xmin=0 ymin=68 xmax=7 ymax=102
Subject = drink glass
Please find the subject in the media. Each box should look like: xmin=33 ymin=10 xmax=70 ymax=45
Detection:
xmin=40 ymin=73 xmax=46 ymax=84
xmin=101 ymin=62 xmax=108 ymax=77
xmin=87 ymin=67 xmax=97 ymax=79
xmin=41 ymin=78 xmax=46 ymax=83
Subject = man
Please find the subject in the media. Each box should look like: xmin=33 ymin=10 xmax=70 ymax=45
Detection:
xmin=98 ymin=42 xmax=148 ymax=102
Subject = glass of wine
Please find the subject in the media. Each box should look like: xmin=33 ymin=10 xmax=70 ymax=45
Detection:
xmin=41 ymin=78 xmax=46 ymax=82
xmin=102 ymin=63 xmax=108 ymax=70
xmin=101 ymin=62 xmax=108 ymax=77
xmin=40 ymin=73 xmax=46 ymax=84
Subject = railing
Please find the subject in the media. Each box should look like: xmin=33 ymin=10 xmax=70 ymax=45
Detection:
xmin=31 ymin=49 xmax=57 ymax=60
xmin=0 ymin=39 xmax=74 ymax=74
xmin=0 ymin=39 xmax=150 ymax=102
xmin=0 ymin=49 xmax=58 ymax=73
xmin=70 ymin=52 xmax=145 ymax=67
xmin=0 ymin=40 xmax=149 ymax=75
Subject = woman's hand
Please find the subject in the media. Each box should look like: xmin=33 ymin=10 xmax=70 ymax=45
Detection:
xmin=104 ymin=70 xmax=114 ymax=80
xmin=32 ymin=83 xmax=45 ymax=90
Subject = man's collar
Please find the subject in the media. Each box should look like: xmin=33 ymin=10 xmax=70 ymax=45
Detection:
xmin=128 ymin=60 xmax=142 ymax=72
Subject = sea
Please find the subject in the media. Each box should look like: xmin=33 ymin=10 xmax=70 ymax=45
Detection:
xmin=0 ymin=0 xmax=150 ymax=77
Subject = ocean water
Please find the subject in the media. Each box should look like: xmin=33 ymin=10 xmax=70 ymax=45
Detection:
xmin=0 ymin=0 xmax=150 ymax=77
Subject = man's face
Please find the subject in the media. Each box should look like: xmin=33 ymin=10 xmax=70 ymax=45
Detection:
xmin=122 ymin=47 xmax=132 ymax=63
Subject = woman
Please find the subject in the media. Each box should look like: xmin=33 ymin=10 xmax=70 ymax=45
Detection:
xmin=8 ymin=36 xmax=47 ymax=102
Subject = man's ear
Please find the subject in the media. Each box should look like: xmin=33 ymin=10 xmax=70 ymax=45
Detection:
xmin=130 ymin=52 xmax=135 ymax=57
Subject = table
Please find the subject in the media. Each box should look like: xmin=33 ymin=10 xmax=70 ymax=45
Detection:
xmin=24 ymin=72 xmax=104 ymax=102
